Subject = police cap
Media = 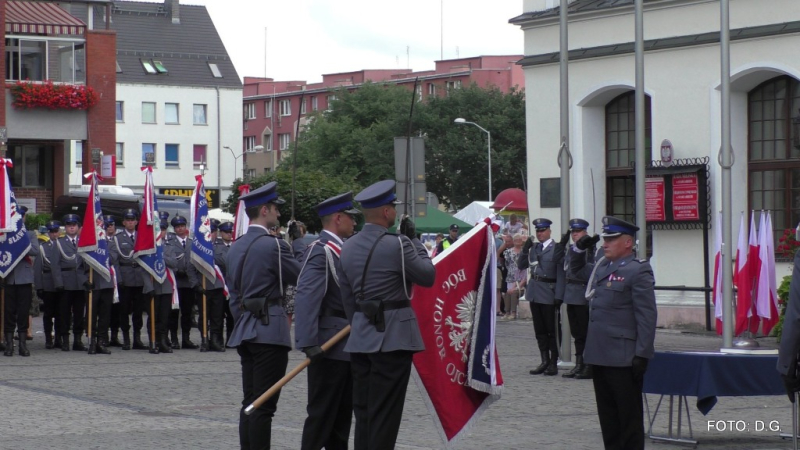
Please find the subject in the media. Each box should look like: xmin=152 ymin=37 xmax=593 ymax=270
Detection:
xmin=240 ymin=181 xmax=285 ymax=209
xmin=218 ymin=222 xmax=234 ymax=233
xmin=532 ymin=218 xmax=552 ymax=231
xmin=354 ymin=180 xmax=402 ymax=209
xmin=449 ymin=224 xmax=459 ymax=231
xmin=601 ymin=216 xmax=639 ymax=238
xmin=315 ymin=192 xmax=360 ymax=217
xmin=62 ymin=214 xmax=81 ymax=225
xmin=569 ymin=218 xmax=589 ymax=231
xmin=104 ymin=215 xmax=116 ymax=226
xmin=46 ymin=220 xmax=61 ymax=232
xmin=122 ymin=208 xmax=139 ymax=220
xmin=171 ymin=215 xmax=188 ymax=227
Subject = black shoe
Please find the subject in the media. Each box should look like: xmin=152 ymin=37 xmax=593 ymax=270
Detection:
xmin=529 ymin=351 xmax=549 ymax=375
xmin=209 ymin=334 xmax=225 ymax=352
xmin=170 ymin=331 xmax=181 ymax=349
xmin=158 ymin=335 xmax=173 ymax=353
xmin=182 ymin=339 xmax=199 ymax=350
xmin=563 ymin=355 xmax=583 ymax=379
xmin=4 ymin=333 xmax=14 ymax=357
xmin=108 ymin=334 xmax=123 ymax=347
xmin=122 ymin=331 xmax=131 ymax=350
xmin=61 ymin=335 xmax=70 ymax=352
xmin=88 ymin=338 xmax=97 ymax=355
xmin=574 ymin=364 xmax=593 ymax=380
xmin=53 ymin=335 xmax=62 ymax=350
xmin=17 ymin=333 xmax=29 ymax=357
xmin=96 ymin=339 xmax=111 ymax=355
xmin=132 ymin=337 xmax=147 ymax=350
xmin=73 ymin=336 xmax=86 ymax=351
xmin=200 ymin=337 xmax=209 ymax=352
xmin=45 ymin=334 xmax=54 ymax=349
xmin=544 ymin=351 xmax=559 ymax=376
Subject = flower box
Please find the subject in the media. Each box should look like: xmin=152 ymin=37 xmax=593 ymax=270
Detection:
xmin=9 ymin=80 xmax=98 ymax=110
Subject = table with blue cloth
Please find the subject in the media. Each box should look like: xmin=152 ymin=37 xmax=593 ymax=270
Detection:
xmin=641 ymin=351 xmax=784 ymax=445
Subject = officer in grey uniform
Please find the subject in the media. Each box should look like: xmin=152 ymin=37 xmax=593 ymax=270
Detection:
xmin=583 ymin=216 xmax=657 ymax=450
xmin=517 ymin=218 xmax=566 ymax=376
xmin=141 ymin=215 xmax=177 ymax=354
xmin=109 ymin=208 xmax=148 ymax=350
xmin=52 ymin=214 xmax=88 ymax=351
xmin=562 ymin=218 xmax=601 ymax=379
xmin=35 ymin=220 xmax=63 ymax=349
xmin=84 ymin=216 xmax=116 ymax=355
xmin=338 ymin=180 xmax=436 ymax=450
xmin=165 ymin=214 xmax=200 ymax=350
xmin=226 ymin=182 xmax=300 ymax=450
xmin=1 ymin=205 xmax=39 ymax=356
xmin=190 ymin=218 xmax=226 ymax=352
xmin=295 ymin=192 xmax=360 ymax=450
xmin=105 ymin=215 xmax=123 ymax=347
xmin=216 ymin=221 xmax=234 ymax=343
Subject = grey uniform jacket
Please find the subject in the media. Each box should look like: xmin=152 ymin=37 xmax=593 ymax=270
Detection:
xmin=186 ymin=240 xmax=225 ymax=290
xmin=215 ymin=239 xmax=231 ymax=279
xmin=563 ymin=243 xmax=598 ymax=306
xmin=110 ymin=232 xmax=144 ymax=287
xmin=778 ymin=250 xmax=800 ymax=375
xmin=517 ymin=240 xmax=566 ymax=304
xmin=141 ymin=243 xmax=180 ymax=296
xmin=226 ymin=226 xmax=300 ymax=348
xmin=34 ymin=240 xmax=62 ymax=291
xmin=583 ymin=253 xmax=657 ymax=367
xmin=5 ymin=231 xmax=38 ymax=285
xmin=165 ymin=236 xmax=197 ymax=289
xmin=338 ymin=223 xmax=436 ymax=354
xmin=52 ymin=236 xmax=88 ymax=290
xmin=294 ymin=231 xmax=349 ymax=361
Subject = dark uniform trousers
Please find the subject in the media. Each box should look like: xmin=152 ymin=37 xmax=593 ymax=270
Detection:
xmin=40 ymin=290 xmax=60 ymax=339
xmin=60 ymin=289 xmax=87 ymax=337
xmin=224 ymin=302 xmax=234 ymax=343
xmin=170 ymin=287 xmax=196 ymax=335
xmin=237 ymin=342 xmax=289 ymax=450
xmin=199 ymin=288 xmax=225 ymax=336
xmin=301 ymin=358 xmax=353 ymax=450
xmin=531 ymin=303 xmax=558 ymax=354
xmin=351 ymin=350 xmax=414 ymax=450
xmin=119 ymin=286 xmax=146 ymax=333
xmin=87 ymin=288 xmax=113 ymax=340
xmin=592 ymin=365 xmax=646 ymax=450
xmin=3 ymin=284 xmax=32 ymax=333
xmin=566 ymin=304 xmax=589 ymax=355
xmin=153 ymin=294 xmax=172 ymax=337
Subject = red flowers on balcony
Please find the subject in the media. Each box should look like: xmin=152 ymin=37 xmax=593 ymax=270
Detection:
xmin=9 ymin=80 xmax=98 ymax=110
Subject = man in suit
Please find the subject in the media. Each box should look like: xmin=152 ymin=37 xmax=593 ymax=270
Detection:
xmin=518 ymin=218 xmax=566 ymax=376
xmin=216 ymin=221 xmax=234 ymax=344
xmin=295 ymin=192 xmax=360 ymax=450
xmin=109 ymin=208 xmax=147 ymax=350
xmin=562 ymin=218 xmax=600 ymax=380
xmin=226 ymin=181 xmax=301 ymax=449
xmin=583 ymin=216 xmax=657 ymax=450
xmin=1 ymin=205 xmax=39 ymax=356
xmin=338 ymin=179 xmax=436 ymax=450
xmin=165 ymin=214 xmax=199 ymax=350
xmin=52 ymin=214 xmax=88 ymax=351
xmin=35 ymin=220 xmax=63 ymax=350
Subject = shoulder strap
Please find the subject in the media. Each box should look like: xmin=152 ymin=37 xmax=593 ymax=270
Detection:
xmin=358 ymin=232 xmax=387 ymax=300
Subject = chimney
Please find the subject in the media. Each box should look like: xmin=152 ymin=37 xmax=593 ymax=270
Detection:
xmin=166 ymin=0 xmax=180 ymax=24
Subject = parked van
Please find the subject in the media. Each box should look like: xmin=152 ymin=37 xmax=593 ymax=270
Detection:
xmin=52 ymin=191 xmax=190 ymax=227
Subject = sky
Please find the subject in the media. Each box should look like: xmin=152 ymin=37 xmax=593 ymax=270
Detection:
xmin=164 ymin=0 xmax=525 ymax=82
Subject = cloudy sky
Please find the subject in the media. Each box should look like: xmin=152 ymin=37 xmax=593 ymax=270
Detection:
xmin=175 ymin=0 xmax=525 ymax=82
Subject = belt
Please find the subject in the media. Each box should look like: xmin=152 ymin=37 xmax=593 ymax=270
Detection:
xmin=320 ymin=306 xmax=346 ymax=319
xmin=566 ymin=279 xmax=587 ymax=286
xmin=60 ymin=268 xmax=76 ymax=272
xmin=43 ymin=269 xmax=51 ymax=274
xmin=354 ymin=300 xmax=411 ymax=312
xmin=120 ymin=262 xmax=139 ymax=268
xmin=532 ymin=275 xmax=557 ymax=283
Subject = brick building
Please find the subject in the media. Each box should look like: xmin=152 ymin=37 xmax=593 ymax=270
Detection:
xmin=241 ymin=55 xmax=523 ymax=176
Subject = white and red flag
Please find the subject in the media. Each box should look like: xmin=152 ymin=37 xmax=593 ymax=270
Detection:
xmin=756 ymin=211 xmax=779 ymax=334
xmin=711 ymin=211 xmax=723 ymax=334
xmin=134 ymin=166 xmax=167 ymax=284
xmin=233 ymin=184 xmax=250 ymax=240
xmin=733 ymin=212 xmax=753 ymax=335
xmin=77 ymin=171 xmax=111 ymax=282
xmin=411 ymin=222 xmax=503 ymax=447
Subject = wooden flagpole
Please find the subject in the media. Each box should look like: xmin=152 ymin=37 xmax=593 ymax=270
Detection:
xmin=87 ymin=268 xmax=93 ymax=342
xmin=150 ymin=275 xmax=157 ymax=353
xmin=201 ymin=276 xmax=208 ymax=351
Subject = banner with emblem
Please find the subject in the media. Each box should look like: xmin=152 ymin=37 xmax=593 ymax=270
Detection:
xmin=0 ymin=163 xmax=31 ymax=278
xmin=189 ymin=174 xmax=216 ymax=283
xmin=134 ymin=166 xmax=167 ymax=284
xmin=234 ymin=184 xmax=250 ymax=240
xmin=411 ymin=222 xmax=504 ymax=447
xmin=77 ymin=171 xmax=111 ymax=282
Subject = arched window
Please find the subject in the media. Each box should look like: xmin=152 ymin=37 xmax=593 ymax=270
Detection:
xmin=748 ymin=76 xmax=800 ymax=244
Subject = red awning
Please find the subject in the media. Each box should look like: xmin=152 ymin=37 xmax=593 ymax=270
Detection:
xmin=5 ymin=1 xmax=86 ymax=36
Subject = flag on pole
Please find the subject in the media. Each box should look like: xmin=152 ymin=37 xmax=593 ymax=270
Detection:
xmin=134 ymin=166 xmax=167 ymax=284
xmin=0 ymin=160 xmax=31 ymax=278
xmin=711 ymin=211 xmax=723 ymax=334
xmin=77 ymin=171 xmax=111 ymax=282
xmin=733 ymin=212 xmax=752 ymax=335
xmin=746 ymin=211 xmax=761 ymax=334
xmin=189 ymin=174 xmax=216 ymax=283
xmin=756 ymin=211 xmax=779 ymax=334
xmin=234 ymin=184 xmax=250 ymax=240
xmin=411 ymin=222 xmax=503 ymax=447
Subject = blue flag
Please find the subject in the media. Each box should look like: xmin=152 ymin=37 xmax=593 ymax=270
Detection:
xmin=77 ymin=171 xmax=111 ymax=282
xmin=190 ymin=174 xmax=215 ymax=284
xmin=0 ymin=189 xmax=31 ymax=278
xmin=135 ymin=167 xmax=167 ymax=284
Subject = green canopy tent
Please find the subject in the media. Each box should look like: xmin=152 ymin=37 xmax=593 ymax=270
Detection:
xmin=388 ymin=205 xmax=474 ymax=234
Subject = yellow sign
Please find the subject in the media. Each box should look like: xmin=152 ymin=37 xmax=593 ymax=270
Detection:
xmin=158 ymin=188 xmax=221 ymax=208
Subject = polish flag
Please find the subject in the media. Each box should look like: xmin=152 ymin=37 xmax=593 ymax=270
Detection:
xmin=711 ymin=211 xmax=723 ymax=334
xmin=733 ymin=213 xmax=753 ymax=336
xmin=756 ymin=212 xmax=780 ymax=334
xmin=233 ymin=184 xmax=250 ymax=240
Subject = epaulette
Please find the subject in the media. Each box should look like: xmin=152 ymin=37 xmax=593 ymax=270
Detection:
xmin=635 ymin=258 xmax=648 ymax=264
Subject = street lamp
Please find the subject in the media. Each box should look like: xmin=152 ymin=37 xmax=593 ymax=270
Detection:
xmin=224 ymin=145 xmax=262 ymax=181
xmin=454 ymin=117 xmax=492 ymax=201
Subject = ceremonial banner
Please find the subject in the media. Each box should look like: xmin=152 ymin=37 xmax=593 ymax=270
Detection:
xmin=412 ymin=222 xmax=503 ymax=447
xmin=756 ymin=211 xmax=779 ymax=334
xmin=0 ymin=168 xmax=31 ymax=278
xmin=134 ymin=166 xmax=167 ymax=284
xmin=77 ymin=171 xmax=111 ymax=282
xmin=189 ymin=175 xmax=216 ymax=283
xmin=234 ymin=184 xmax=250 ymax=240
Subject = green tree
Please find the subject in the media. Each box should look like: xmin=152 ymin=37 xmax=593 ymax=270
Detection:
xmin=224 ymin=169 xmax=361 ymax=233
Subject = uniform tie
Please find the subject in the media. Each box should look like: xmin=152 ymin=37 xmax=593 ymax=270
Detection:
xmin=182 ymin=239 xmax=186 ymax=249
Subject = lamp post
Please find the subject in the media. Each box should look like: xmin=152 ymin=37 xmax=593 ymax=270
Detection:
xmin=454 ymin=118 xmax=492 ymax=201
xmin=224 ymin=145 xmax=263 ymax=181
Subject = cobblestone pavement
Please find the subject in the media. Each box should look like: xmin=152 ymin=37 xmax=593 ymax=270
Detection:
xmin=0 ymin=318 xmax=796 ymax=449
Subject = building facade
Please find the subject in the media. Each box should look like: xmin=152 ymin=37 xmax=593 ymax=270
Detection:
xmin=511 ymin=0 xmax=800 ymax=326
xmin=241 ymin=55 xmax=524 ymax=176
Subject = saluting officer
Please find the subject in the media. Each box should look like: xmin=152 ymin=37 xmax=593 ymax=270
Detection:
xmin=105 ymin=215 xmax=123 ymax=347
xmin=109 ymin=208 xmax=147 ymax=350
xmin=52 ymin=214 xmax=88 ymax=351
xmin=141 ymin=214 xmax=176 ymax=354
xmin=338 ymin=180 xmax=436 ymax=450
xmin=1 ymin=205 xmax=39 ymax=356
xmin=518 ymin=218 xmax=566 ymax=376
xmin=562 ymin=218 xmax=600 ymax=379
xmin=34 ymin=220 xmax=63 ymax=349
xmin=295 ymin=192 xmax=360 ymax=450
xmin=227 ymin=182 xmax=301 ymax=449
xmin=583 ymin=216 xmax=657 ymax=450
xmin=165 ymin=215 xmax=199 ymax=349
xmin=216 ymin=221 xmax=234 ymax=343
xmin=191 ymin=218 xmax=226 ymax=352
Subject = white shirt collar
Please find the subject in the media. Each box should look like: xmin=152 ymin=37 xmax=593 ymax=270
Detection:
xmin=322 ymin=229 xmax=343 ymax=245
xmin=541 ymin=238 xmax=553 ymax=249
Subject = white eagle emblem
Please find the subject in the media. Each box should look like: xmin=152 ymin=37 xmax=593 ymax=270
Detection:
xmin=0 ymin=208 xmax=22 ymax=244
xmin=198 ymin=215 xmax=213 ymax=242
xmin=94 ymin=212 xmax=106 ymax=242
xmin=445 ymin=290 xmax=477 ymax=362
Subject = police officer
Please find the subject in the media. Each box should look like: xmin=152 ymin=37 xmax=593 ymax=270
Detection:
xmin=165 ymin=214 xmax=199 ymax=350
xmin=227 ymin=182 xmax=300 ymax=449
xmin=141 ymin=215 xmax=176 ymax=354
xmin=435 ymin=223 xmax=459 ymax=254
xmin=216 ymin=221 xmax=234 ymax=343
xmin=562 ymin=218 xmax=601 ymax=379
xmin=518 ymin=218 xmax=566 ymax=376
xmin=109 ymin=208 xmax=147 ymax=350
xmin=34 ymin=220 xmax=63 ymax=349
xmin=583 ymin=216 xmax=657 ymax=450
xmin=105 ymin=215 xmax=123 ymax=347
xmin=52 ymin=214 xmax=88 ymax=351
xmin=295 ymin=192 xmax=360 ymax=450
xmin=338 ymin=180 xmax=436 ymax=450
xmin=85 ymin=217 xmax=116 ymax=355
xmin=192 ymin=219 xmax=226 ymax=352
xmin=1 ymin=205 xmax=39 ymax=356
